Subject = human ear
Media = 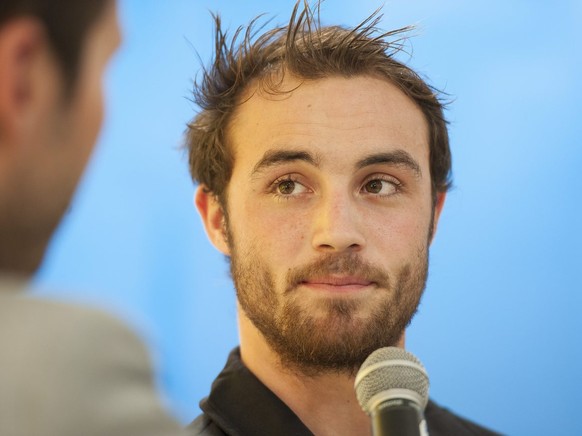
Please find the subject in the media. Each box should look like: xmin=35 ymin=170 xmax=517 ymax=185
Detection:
xmin=429 ymin=192 xmax=447 ymax=244
xmin=0 ymin=18 xmax=46 ymax=145
xmin=195 ymin=185 xmax=231 ymax=256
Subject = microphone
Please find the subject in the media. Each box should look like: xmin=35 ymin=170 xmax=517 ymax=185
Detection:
xmin=354 ymin=347 xmax=430 ymax=436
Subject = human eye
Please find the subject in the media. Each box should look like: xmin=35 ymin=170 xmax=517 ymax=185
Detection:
xmin=361 ymin=176 xmax=401 ymax=196
xmin=270 ymin=175 xmax=309 ymax=198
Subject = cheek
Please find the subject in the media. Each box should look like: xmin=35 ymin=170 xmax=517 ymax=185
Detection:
xmin=66 ymin=58 xmax=107 ymax=163
xmin=367 ymin=206 xmax=432 ymax=256
xmin=78 ymin=78 xmax=105 ymax=154
xmin=233 ymin=198 xmax=309 ymax=256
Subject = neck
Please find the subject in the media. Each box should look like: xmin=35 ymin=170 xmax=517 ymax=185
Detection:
xmin=238 ymin=309 xmax=406 ymax=436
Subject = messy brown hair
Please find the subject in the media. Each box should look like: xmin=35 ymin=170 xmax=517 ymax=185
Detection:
xmin=186 ymin=1 xmax=452 ymax=206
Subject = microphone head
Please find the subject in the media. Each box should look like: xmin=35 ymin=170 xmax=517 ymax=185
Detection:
xmin=354 ymin=347 xmax=429 ymax=414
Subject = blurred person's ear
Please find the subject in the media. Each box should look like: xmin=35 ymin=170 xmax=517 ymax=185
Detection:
xmin=0 ymin=18 xmax=60 ymax=163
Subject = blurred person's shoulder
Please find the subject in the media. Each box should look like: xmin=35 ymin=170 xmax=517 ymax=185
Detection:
xmin=0 ymin=281 xmax=147 ymax=371
xmin=0 ymin=282 xmax=142 ymax=356
xmin=0 ymin=277 xmax=186 ymax=436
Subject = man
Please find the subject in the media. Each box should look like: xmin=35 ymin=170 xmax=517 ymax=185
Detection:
xmin=187 ymin=2 xmax=499 ymax=436
xmin=0 ymin=1 xmax=185 ymax=434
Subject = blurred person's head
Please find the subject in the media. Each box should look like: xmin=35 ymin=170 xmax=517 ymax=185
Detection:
xmin=0 ymin=0 xmax=120 ymax=275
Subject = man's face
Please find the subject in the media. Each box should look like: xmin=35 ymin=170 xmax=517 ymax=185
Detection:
xmin=204 ymin=74 xmax=444 ymax=374
xmin=0 ymin=0 xmax=121 ymax=273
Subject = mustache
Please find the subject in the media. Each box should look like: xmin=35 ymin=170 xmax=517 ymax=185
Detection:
xmin=284 ymin=252 xmax=390 ymax=293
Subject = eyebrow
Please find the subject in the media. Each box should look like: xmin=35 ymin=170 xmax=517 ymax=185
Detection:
xmin=251 ymin=150 xmax=321 ymax=176
xmin=356 ymin=150 xmax=422 ymax=178
xmin=250 ymin=148 xmax=422 ymax=178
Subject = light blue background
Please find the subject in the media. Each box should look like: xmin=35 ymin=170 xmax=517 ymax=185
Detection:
xmin=34 ymin=1 xmax=581 ymax=434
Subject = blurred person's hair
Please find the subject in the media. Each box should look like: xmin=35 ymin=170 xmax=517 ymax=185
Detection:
xmin=186 ymin=1 xmax=451 ymax=207
xmin=0 ymin=0 xmax=111 ymax=86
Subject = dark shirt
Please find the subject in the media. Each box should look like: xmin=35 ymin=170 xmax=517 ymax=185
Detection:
xmin=188 ymin=348 xmax=501 ymax=436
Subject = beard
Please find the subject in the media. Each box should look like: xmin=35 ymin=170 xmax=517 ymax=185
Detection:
xmin=230 ymin=234 xmax=429 ymax=377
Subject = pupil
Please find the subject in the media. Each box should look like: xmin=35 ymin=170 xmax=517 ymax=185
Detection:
xmin=279 ymin=180 xmax=295 ymax=194
xmin=367 ymin=180 xmax=382 ymax=193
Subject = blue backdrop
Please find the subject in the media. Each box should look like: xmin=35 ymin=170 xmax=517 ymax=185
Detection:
xmin=34 ymin=1 xmax=581 ymax=434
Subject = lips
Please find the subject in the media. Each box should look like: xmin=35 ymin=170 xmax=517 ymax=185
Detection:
xmin=300 ymin=276 xmax=375 ymax=293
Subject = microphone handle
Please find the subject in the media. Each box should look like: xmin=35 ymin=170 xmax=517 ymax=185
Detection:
xmin=371 ymin=399 xmax=423 ymax=436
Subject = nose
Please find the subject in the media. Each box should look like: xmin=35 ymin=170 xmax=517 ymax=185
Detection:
xmin=311 ymin=191 xmax=365 ymax=253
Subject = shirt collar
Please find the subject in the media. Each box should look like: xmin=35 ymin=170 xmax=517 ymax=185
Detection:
xmin=200 ymin=347 xmax=313 ymax=436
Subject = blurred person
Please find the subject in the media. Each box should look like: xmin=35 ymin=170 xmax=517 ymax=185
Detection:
xmin=0 ymin=0 xmax=186 ymax=434
xmin=187 ymin=2 xmax=499 ymax=435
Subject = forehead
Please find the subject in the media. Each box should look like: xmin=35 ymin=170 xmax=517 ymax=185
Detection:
xmin=227 ymin=74 xmax=429 ymax=171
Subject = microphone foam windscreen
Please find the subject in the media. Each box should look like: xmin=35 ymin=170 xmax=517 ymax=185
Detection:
xmin=354 ymin=347 xmax=429 ymax=414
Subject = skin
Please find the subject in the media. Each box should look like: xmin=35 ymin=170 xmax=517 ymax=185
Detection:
xmin=197 ymin=74 xmax=446 ymax=436
xmin=0 ymin=0 xmax=121 ymax=275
